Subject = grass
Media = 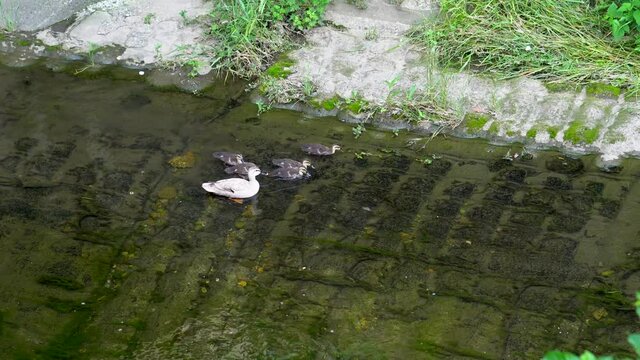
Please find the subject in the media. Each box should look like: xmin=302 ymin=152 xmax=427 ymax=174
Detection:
xmin=206 ymin=0 xmax=290 ymax=77
xmin=205 ymin=0 xmax=329 ymax=78
xmin=0 ymin=0 xmax=17 ymax=31
xmin=409 ymin=0 xmax=640 ymax=94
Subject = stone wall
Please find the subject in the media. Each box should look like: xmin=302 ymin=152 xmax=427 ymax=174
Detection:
xmin=1 ymin=0 xmax=100 ymax=31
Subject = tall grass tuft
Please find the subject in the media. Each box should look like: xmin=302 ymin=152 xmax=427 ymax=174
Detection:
xmin=206 ymin=0 xmax=329 ymax=78
xmin=409 ymin=0 xmax=640 ymax=94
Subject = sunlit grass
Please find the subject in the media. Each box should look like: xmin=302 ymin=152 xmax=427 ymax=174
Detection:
xmin=409 ymin=0 xmax=640 ymax=94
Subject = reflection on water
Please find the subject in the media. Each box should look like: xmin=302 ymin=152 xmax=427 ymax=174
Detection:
xmin=0 ymin=64 xmax=639 ymax=359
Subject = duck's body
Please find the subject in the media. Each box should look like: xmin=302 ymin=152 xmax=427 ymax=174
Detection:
xmin=301 ymin=144 xmax=341 ymax=156
xmin=272 ymin=158 xmax=311 ymax=169
xmin=212 ymin=151 xmax=244 ymax=165
xmin=268 ymin=166 xmax=308 ymax=180
xmin=224 ymin=162 xmax=258 ymax=176
xmin=202 ymin=167 xmax=261 ymax=199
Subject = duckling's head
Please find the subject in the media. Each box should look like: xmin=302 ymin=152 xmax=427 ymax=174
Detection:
xmin=302 ymin=159 xmax=313 ymax=168
xmin=332 ymin=145 xmax=342 ymax=152
xmin=235 ymin=154 xmax=244 ymax=163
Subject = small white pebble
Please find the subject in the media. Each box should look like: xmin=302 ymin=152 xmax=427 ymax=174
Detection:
xmin=302 ymin=266 xmax=306 ymax=270
xmin=81 ymin=302 xmax=86 ymax=305
xmin=215 ymin=278 xmax=220 ymax=282
xmin=129 ymin=191 xmax=134 ymax=195
xmin=525 ymin=45 xmax=532 ymax=51
xmin=116 ymin=56 xmax=122 ymax=60
xmin=118 ymin=328 xmax=123 ymax=332
xmin=432 ymin=292 xmax=436 ymax=296
xmin=139 ymin=70 xmax=145 ymax=76
xmin=302 ymin=293 xmax=306 ymax=297
xmin=330 ymin=329 xmax=335 ymax=333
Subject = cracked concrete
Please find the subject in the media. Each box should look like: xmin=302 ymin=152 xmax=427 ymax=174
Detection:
xmin=285 ymin=0 xmax=640 ymax=163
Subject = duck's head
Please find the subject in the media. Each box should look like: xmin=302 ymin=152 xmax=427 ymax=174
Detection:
xmin=235 ymin=154 xmax=244 ymax=163
xmin=332 ymin=145 xmax=342 ymax=152
xmin=247 ymin=167 xmax=261 ymax=177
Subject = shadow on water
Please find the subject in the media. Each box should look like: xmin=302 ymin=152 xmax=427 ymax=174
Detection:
xmin=0 ymin=63 xmax=639 ymax=359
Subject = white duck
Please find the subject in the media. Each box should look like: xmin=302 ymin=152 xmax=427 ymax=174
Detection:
xmin=202 ymin=167 xmax=261 ymax=200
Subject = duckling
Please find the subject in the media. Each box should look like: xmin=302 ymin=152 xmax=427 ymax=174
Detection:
xmin=300 ymin=144 xmax=341 ymax=156
xmin=202 ymin=167 xmax=261 ymax=201
xmin=212 ymin=151 xmax=243 ymax=165
xmin=268 ymin=166 xmax=308 ymax=180
xmin=272 ymin=158 xmax=313 ymax=169
xmin=224 ymin=161 xmax=259 ymax=176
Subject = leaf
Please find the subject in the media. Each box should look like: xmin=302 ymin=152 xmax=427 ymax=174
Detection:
xmin=629 ymin=333 xmax=640 ymax=355
xmin=578 ymin=351 xmax=596 ymax=360
xmin=543 ymin=351 xmax=580 ymax=360
xmin=607 ymin=3 xmax=619 ymax=18
xmin=634 ymin=10 xmax=640 ymax=26
xmin=620 ymin=3 xmax=633 ymax=13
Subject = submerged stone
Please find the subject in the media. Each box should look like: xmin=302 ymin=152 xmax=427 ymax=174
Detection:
xmin=168 ymin=151 xmax=196 ymax=169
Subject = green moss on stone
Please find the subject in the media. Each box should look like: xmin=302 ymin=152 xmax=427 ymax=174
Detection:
xmin=586 ymin=83 xmax=621 ymax=98
xmin=464 ymin=113 xmax=490 ymax=133
xmin=265 ymin=57 xmax=295 ymax=79
xmin=488 ymin=122 xmax=499 ymax=134
xmin=544 ymin=82 xmax=579 ymax=93
xmin=322 ymin=96 xmax=341 ymax=111
xmin=344 ymin=99 xmax=368 ymax=114
xmin=564 ymin=120 xmax=600 ymax=144
xmin=526 ymin=128 xmax=538 ymax=138
xmin=547 ymin=126 xmax=560 ymax=139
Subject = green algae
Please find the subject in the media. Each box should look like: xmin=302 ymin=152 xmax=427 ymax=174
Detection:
xmin=543 ymin=82 xmax=579 ymax=93
xmin=265 ymin=57 xmax=295 ymax=79
xmin=586 ymin=83 xmax=621 ymax=98
xmin=547 ymin=126 xmax=560 ymax=139
xmin=488 ymin=122 xmax=499 ymax=134
xmin=464 ymin=113 xmax=490 ymax=133
xmin=563 ymin=120 xmax=600 ymax=144
xmin=526 ymin=128 xmax=538 ymax=139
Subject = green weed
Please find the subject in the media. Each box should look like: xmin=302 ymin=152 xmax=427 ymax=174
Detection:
xmin=207 ymin=0 xmax=328 ymax=78
xmin=0 ymin=0 xmax=16 ymax=31
xmin=352 ymin=123 xmax=366 ymax=139
xmin=410 ymin=0 xmax=640 ymax=94
xmin=143 ymin=13 xmax=156 ymax=25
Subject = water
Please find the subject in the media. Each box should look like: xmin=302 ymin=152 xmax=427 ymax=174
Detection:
xmin=0 ymin=63 xmax=639 ymax=359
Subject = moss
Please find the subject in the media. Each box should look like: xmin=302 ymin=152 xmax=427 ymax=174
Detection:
xmin=16 ymin=39 xmax=31 ymax=47
xmin=322 ymin=96 xmax=341 ymax=111
xmin=265 ymin=57 xmax=295 ymax=79
xmin=543 ymin=82 xmax=579 ymax=93
xmin=45 ymin=297 xmax=86 ymax=313
xmin=586 ymin=83 xmax=621 ymax=98
xmin=487 ymin=122 xmax=499 ymax=134
xmin=157 ymin=186 xmax=177 ymax=200
xmin=505 ymin=130 xmax=516 ymax=137
xmin=344 ymin=99 xmax=368 ymax=114
xmin=37 ymin=275 xmax=84 ymax=291
xmin=168 ymin=151 xmax=196 ymax=169
xmin=526 ymin=128 xmax=537 ymax=138
xmin=547 ymin=126 xmax=560 ymax=139
xmin=563 ymin=120 xmax=600 ymax=144
xmin=464 ymin=113 xmax=490 ymax=133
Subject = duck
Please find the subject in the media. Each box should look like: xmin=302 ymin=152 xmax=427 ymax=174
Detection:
xmin=224 ymin=161 xmax=259 ymax=176
xmin=268 ymin=166 xmax=308 ymax=180
xmin=272 ymin=158 xmax=313 ymax=169
xmin=301 ymin=143 xmax=341 ymax=156
xmin=212 ymin=151 xmax=243 ymax=165
xmin=202 ymin=167 xmax=261 ymax=200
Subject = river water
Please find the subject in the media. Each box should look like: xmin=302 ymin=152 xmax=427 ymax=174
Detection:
xmin=0 ymin=63 xmax=639 ymax=359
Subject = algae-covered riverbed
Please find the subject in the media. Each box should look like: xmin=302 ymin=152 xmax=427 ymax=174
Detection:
xmin=0 ymin=63 xmax=639 ymax=359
